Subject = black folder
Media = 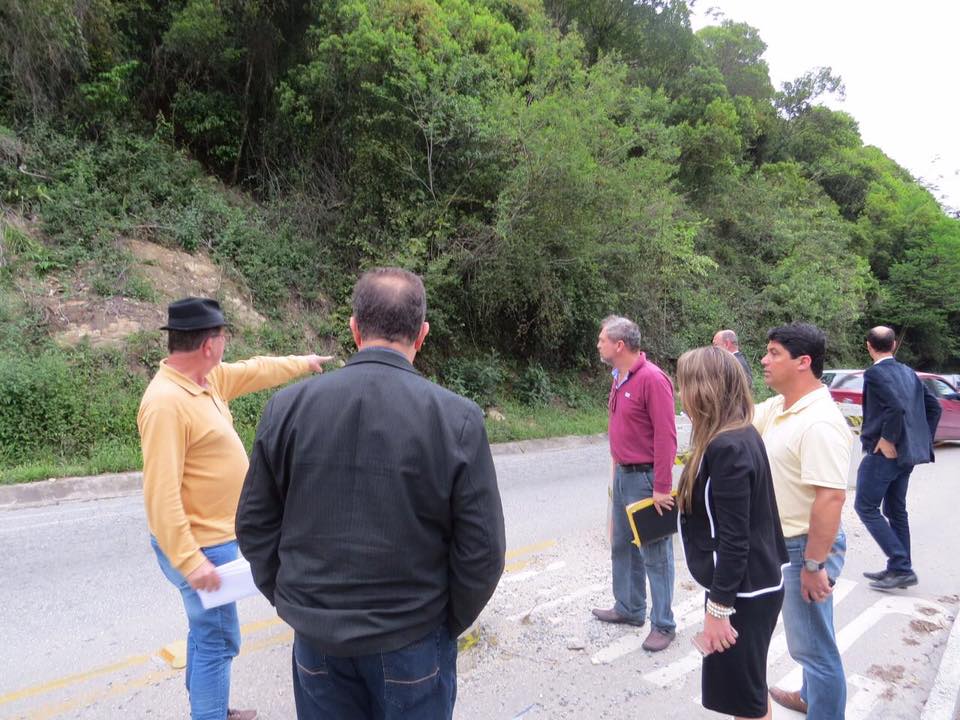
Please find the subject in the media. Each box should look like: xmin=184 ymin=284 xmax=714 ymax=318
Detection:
xmin=625 ymin=490 xmax=679 ymax=547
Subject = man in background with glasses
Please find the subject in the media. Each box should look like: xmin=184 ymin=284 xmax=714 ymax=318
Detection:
xmin=138 ymin=296 xmax=330 ymax=720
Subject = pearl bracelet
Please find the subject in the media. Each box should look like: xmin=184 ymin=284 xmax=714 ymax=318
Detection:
xmin=706 ymin=599 xmax=736 ymax=619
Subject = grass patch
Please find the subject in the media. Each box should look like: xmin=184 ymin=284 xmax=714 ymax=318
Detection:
xmin=0 ymin=440 xmax=142 ymax=485
xmin=483 ymin=401 xmax=608 ymax=444
xmin=0 ymin=402 xmax=608 ymax=485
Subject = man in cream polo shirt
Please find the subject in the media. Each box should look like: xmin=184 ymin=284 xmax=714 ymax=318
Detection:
xmin=753 ymin=323 xmax=851 ymax=720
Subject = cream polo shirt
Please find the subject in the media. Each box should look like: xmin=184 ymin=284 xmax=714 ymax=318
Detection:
xmin=753 ymin=385 xmax=851 ymax=538
xmin=138 ymin=356 xmax=312 ymax=575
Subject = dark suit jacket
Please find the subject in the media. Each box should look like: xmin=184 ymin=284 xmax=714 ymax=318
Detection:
xmin=679 ymin=426 xmax=788 ymax=606
xmin=236 ymin=348 xmax=506 ymax=656
xmin=861 ymin=358 xmax=942 ymax=467
xmin=733 ymin=351 xmax=753 ymax=385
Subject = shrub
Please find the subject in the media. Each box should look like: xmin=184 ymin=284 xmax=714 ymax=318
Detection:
xmin=515 ymin=363 xmax=552 ymax=407
xmin=0 ymin=346 xmax=144 ymax=464
xmin=443 ymin=352 xmax=504 ymax=408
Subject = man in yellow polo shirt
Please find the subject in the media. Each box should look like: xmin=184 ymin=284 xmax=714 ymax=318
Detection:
xmin=138 ymin=297 xmax=330 ymax=720
xmin=753 ymin=322 xmax=851 ymax=720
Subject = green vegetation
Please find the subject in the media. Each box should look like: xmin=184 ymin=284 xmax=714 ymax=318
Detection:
xmin=1 ymin=0 xmax=958 ymax=481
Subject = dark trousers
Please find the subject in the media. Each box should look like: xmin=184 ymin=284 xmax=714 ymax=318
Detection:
xmin=292 ymin=625 xmax=457 ymax=720
xmin=855 ymin=453 xmax=914 ymax=573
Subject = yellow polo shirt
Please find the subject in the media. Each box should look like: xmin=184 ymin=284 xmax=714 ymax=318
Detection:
xmin=138 ymin=356 xmax=312 ymax=575
xmin=753 ymin=385 xmax=851 ymax=538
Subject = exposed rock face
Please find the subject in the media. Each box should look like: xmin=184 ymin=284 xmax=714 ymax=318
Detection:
xmin=35 ymin=238 xmax=265 ymax=347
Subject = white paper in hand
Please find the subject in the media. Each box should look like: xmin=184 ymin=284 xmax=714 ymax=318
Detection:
xmin=197 ymin=556 xmax=259 ymax=609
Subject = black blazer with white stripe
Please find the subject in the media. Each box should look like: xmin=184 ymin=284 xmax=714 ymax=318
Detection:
xmin=679 ymin=425 xmax=789 ymax=606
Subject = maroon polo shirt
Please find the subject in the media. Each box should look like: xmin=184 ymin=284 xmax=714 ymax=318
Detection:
xmin=607 ymin=353 xmax=677 ymax=494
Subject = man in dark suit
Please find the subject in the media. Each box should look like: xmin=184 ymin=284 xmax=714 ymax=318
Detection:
xmin=712 ymin=329 xmax=753 ymax=385
xmin=855 ymin=326 xmax=941 ymax=590
xmin=236 ymin=268 xmax=506 ymax=720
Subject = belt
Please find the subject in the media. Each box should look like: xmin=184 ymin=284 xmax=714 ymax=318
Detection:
xmin=618 ymin=463 xmax=653 ymax=473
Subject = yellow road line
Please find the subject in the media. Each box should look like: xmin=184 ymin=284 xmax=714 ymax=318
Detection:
xmin=4 ymin=543 xmax=555 ymax=713
xmin=504 ymin=538 xmax=556 ymax=561
xmin=24 ymin=668 xmax=180 ymax=720
xmin=0 ymin=655 xmax=153 ymax=706
xmin=0 ymin=616 xmax=286 ymax=709
xmin=503 ymin=559 xmax=530 ymax=573
xmin=240 ymin=629 xmax=294 ymax=656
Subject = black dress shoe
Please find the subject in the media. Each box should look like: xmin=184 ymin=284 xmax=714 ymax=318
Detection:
xmin=863 ymin=569 xmax=890 ymax=581
xmin=869 ymin=570 xmax=918 ymax=590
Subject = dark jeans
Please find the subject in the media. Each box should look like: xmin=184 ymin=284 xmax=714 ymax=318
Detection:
xmin=855 ymin=453 xmax=914 ymax=573
xmin=292 ymin=625 xmax=457 ymax=720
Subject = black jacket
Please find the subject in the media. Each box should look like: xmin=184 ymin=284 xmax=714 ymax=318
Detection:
xmin=679 ymin=426 xmax=788 ymax=606
xmin=236 ymin=348 xmax=506 ymax=656
xmin=733 ymin=351 xmax=753 ymax=385
xmin=860 ymin=358 xmax=942 ymax=467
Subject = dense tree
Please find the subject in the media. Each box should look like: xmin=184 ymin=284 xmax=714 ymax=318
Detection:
xmin=0 ymin=0 xmax=957 ymax=375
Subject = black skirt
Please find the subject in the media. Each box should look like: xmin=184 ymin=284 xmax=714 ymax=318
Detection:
xmin=701 ymin=588 xmax=784 ymax=719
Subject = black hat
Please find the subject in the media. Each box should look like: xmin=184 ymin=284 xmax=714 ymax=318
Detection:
xmin=160 ymin=297 xmax=226 ymax=331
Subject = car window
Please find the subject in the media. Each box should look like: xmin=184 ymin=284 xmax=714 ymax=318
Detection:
xmin=925 ymin=378 xmax=957 ymax=398
xmin=835 ymin=375 xmax=864 ymax=392
xmin=821 ymin=372 xmax=836 ymax=387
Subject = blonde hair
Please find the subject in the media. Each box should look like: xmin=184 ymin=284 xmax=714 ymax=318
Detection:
xmin=676 ymin=346 xmax=754 ymax=514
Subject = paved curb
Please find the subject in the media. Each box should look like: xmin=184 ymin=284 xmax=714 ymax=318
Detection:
xmin=0 ymin=434 xmax=611 ymax=510
xmin=0 ymin=471 xmax=144 ymax=509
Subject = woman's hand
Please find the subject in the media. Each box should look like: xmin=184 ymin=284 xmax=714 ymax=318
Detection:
xmin=702 ymin=612 xmax=738 ymax=653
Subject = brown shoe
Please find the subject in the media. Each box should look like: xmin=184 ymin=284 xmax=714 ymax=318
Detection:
xmin=769 ymin=687 xmax=807 ymax=714
xmin=591 ymin=607 xmax=645 ymax=627
xmin=227 ymin=710 xmax=258 ymax=720
xmin=641 ymin=628 xmax=676 ymax=652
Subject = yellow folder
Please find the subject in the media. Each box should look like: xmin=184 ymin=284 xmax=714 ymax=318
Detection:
xmin=625 ymin=490 xmax=679 ymax=547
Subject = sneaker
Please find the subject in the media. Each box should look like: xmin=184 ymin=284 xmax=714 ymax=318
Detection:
xmin=591 ymin=607 xmax=645 ymax=627
xmin=227 ymin=710 xmax=258 ymax=720
xmin=641 ymin=628 xmax=676 ymax=652
xmin=869 ymin=570 xmax=918 ymax=590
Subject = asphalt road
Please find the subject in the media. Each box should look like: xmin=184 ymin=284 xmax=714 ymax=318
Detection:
xmin=1 ymin=438 xmax=959 ymax=720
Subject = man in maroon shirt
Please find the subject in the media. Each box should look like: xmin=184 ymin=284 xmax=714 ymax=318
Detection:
xmin=591 ymin=315 xmax=678 ymax=651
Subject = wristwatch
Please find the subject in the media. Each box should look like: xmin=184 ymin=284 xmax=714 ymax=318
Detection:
xmin=803 ymin=558 xmax=826 ymax=573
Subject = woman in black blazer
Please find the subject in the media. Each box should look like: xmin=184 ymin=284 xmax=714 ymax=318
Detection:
xmin=676 ymin=346 xmax=789 ymax=720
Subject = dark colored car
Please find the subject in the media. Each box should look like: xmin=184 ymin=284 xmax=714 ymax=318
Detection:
xmin=829 ymin=371 xmax=960 ymax=443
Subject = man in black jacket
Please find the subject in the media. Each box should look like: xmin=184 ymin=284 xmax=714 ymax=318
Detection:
xmin=855 ymin=326 xmax=941 ymax=590
xmin=236 ymin=268 xmax=506 ymax=720
xmin=712 ymin=329 xmax=753 ymax=385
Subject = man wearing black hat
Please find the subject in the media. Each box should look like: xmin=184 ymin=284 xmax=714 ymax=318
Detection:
xmin=138 ymin=297 xmax=331 ymax=720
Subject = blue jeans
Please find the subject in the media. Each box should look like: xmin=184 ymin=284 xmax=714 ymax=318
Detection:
xmin=854 ymin=453 xmax=914 ymax=573
xmin=610 ymin=466 xmax=675 ymax=632
xmin=292 ymin=625 xmax=457 ymax=720
xmin=782 ymin=530 xmax=847 ymax=720
xmin=151 ymin=537 xmax=241 ymax=720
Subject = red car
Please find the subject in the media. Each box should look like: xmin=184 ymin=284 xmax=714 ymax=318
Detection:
xmin=829 ymin=371 xmax=960 ymax=443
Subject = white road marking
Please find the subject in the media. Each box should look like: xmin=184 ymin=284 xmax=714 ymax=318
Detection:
xmin=591 ymin=590 xmax=705 ymax=665
xmin=502 ymin=571 xmax=540 ymax=584
xmin=502 ymin=561 xmax=567 ymax=585
xmin=776 ymin=595 xmax=946 ymax=690
xmin=642 ymin=579 xmax=856 ymax=688
xmin=507 ymin=583 xmax=606 ymax=622
xmin=846 ymin=674 xmax=887 ymax=720
xmin=920 ymin=605 xmax=960 ymax=720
